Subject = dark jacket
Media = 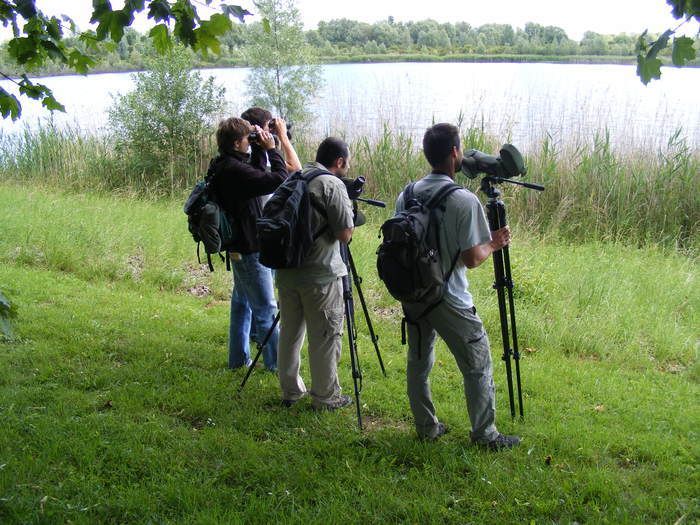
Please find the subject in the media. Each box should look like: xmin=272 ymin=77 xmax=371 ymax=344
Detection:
xmin=209 ymin=146 xmax=287 ymax=254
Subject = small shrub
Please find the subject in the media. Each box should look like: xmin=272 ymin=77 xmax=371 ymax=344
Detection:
xmin=108 ymin=46 xmax=225 ymax=194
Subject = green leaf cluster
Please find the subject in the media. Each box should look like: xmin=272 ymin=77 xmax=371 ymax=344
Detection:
xmin=635 ymin=0 xmax=700 ymax=84
xmin=0 ymin=0 xmax=252 ymax=120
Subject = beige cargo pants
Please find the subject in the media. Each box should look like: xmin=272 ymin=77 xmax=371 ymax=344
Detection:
xmin=277 ymin=278 xmax=346 ymax=409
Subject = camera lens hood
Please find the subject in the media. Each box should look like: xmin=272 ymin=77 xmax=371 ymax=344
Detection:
xmin=499 ymin=144 xmax=527 ymax=177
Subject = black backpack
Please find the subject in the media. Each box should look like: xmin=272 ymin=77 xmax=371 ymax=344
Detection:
xmin=183 ymin=163 xmax=237 ymax=272
xmin=376 ymin=180 xmax=462 ymax=308
xmin=257 ymin=168 xmax=329 ymax=269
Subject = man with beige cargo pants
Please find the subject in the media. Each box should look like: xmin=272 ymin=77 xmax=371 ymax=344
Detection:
xmin=276 ymin=137 xmax=355 ymax=411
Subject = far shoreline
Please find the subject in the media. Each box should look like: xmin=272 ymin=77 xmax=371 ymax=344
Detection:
xmin=5 ymin=54 xmax=697 ymax=81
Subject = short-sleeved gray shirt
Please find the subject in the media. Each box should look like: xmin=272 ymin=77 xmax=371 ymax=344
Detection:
xmin=275 ymin=163 xmax=354 ymax=288
xmin=395 ymin=172 xmax=492 ymax=309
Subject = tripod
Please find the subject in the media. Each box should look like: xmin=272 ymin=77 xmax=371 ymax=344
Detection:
xmin=480 ymin=175 xmax=544 ymax=419
xmin=341 ymin=242 xmax=386 ymax=430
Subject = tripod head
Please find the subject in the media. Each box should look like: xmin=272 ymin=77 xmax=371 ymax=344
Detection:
xmin=479 ymin=174 xmax=545 ymax=200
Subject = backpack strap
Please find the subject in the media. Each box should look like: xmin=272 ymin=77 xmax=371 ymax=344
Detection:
xmin=303 ymin=167 xmax=334 ymax=240
xmin=402 ymin=182 xmax=417 ymax=207
xmin=302 ymin=167 xmax=333 ymax=181
xmin=424 ymin=181 xmax=463 ymax=210
xmin=402 ymin=180 xmax=460 ymax=211
xmin=428 ymin=182 xmax=463 ymax=293
xmin=428 ymin=181 xmax=463 ymax=272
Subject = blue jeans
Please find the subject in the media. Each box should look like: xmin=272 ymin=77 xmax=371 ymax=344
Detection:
xmin=228 ymin=252 xmax=279 ymax=370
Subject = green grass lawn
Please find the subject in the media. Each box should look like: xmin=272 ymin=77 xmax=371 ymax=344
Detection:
xmin=0 ymin=182 xmax=698 ymax=523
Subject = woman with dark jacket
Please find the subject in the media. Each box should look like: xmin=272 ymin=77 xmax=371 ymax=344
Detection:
xmin=210 ymin=116 xmax=289 ymax=371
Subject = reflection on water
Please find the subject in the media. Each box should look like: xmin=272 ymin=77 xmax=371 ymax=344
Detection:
xmin=2 ymin=62 xmax=699 ymax=151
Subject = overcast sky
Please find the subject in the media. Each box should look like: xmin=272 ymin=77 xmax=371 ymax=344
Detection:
xmin=1 ymin=0 xmax=690 ymax=42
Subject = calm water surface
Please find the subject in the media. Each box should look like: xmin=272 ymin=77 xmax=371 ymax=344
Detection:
xmin=1 ymin=62 xmax=698 ymax=151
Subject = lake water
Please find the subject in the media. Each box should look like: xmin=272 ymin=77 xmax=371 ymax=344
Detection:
xmin=1 ymin=62 xmax=699 ymax=151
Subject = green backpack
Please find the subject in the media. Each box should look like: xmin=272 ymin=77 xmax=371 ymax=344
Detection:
xmin=183 ymin=164 xmax=237 ymax=271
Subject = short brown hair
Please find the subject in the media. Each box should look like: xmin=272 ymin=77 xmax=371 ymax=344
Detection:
xmin=241 ymin=107 xmax=272 ymax=127
xmin=423 ymin=123 xmax=460 ymax=168
xmin=315 ymin=137 xmax=349 ymax=168
xmin=216 ymin=117 xmax=252 ymax=154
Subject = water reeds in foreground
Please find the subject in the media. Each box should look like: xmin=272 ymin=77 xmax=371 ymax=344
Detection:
xmin=1 ymin=123 xmax=697 ymax=252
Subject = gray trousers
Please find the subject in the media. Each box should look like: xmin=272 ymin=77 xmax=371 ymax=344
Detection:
xmin=277 ymin=279 xmax=345 ymax=408
xmin=404 ymin=301 xmax=499 ymax=442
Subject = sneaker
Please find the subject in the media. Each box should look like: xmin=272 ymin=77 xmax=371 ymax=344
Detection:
xmin=421 ymin=422 xmax=449 ymax=442
xmin=229 ymin=358 xmax=253 ymax=370
xmin=313 ymin=394 xmax=353 ymax=411
xmin=477 ymin=433 xmax=521 ymax=451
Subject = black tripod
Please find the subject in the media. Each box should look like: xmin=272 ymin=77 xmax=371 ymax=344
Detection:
xmin=341 ymin=242 xmax=386 ymax=430
xmin=480 ymin=175 xmax=544 ymax=419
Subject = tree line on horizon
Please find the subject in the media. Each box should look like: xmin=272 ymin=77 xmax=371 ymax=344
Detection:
xmin=3 ymin=16 xmax=695 ymax=76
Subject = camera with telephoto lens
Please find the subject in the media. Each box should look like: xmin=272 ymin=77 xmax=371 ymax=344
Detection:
xmin=340 ymin=176 xmax=366 ymax=200
xmin=460 ymin=144 xmax=527 ymax=179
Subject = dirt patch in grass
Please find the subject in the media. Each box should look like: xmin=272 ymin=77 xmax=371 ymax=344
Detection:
xmin=361 ymin=413 xmax=411 ymax=433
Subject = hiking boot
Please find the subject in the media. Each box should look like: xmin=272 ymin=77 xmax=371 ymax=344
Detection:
xmin=313 ymin=394 xmax=353 ymax=411
xmin=281 ymin=392 xmax=307 ymax=408
xmin=477 ymin=433 xmax=521 ymax=451
xmin=420 ymin=422 xmax=449 ymax=442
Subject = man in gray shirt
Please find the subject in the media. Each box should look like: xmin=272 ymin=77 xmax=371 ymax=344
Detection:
xmin=397 ymin=123 xmax=520 ymax=450
xmin=276 ymin=137 xmax=355 ymax=410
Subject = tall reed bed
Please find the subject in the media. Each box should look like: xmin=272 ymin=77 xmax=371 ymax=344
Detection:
xmin=1 ymin=123 xmax=697 ymax=252
xmin=0 ymin=124 xmax=215 ymax=198
xmin=518 ymin=129 xmax=699 ymax=251
xmin=353 ymin=127 xmax=698 ymax=253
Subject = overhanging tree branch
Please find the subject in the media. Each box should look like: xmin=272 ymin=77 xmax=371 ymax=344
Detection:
xmin=0 ymin=0 xmax=253 ymax=120
xmin=636 ymin=1 xmax=699 ymax=84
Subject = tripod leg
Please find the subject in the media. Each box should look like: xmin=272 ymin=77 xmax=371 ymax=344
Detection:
xmin=486 ymin=199 xmax=517 ymax=419
xmin=343 ymin=279 xmax=363 ymax=429
xmin=239 ymin=311 xmax=280 ymax=392
xmin=502 ymin=246 xmax=524 ymax=418
xmin=347 ymin=249 xmax=386 ymax=377
xmin=492 ymin=250 xmax=516 ymax=419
